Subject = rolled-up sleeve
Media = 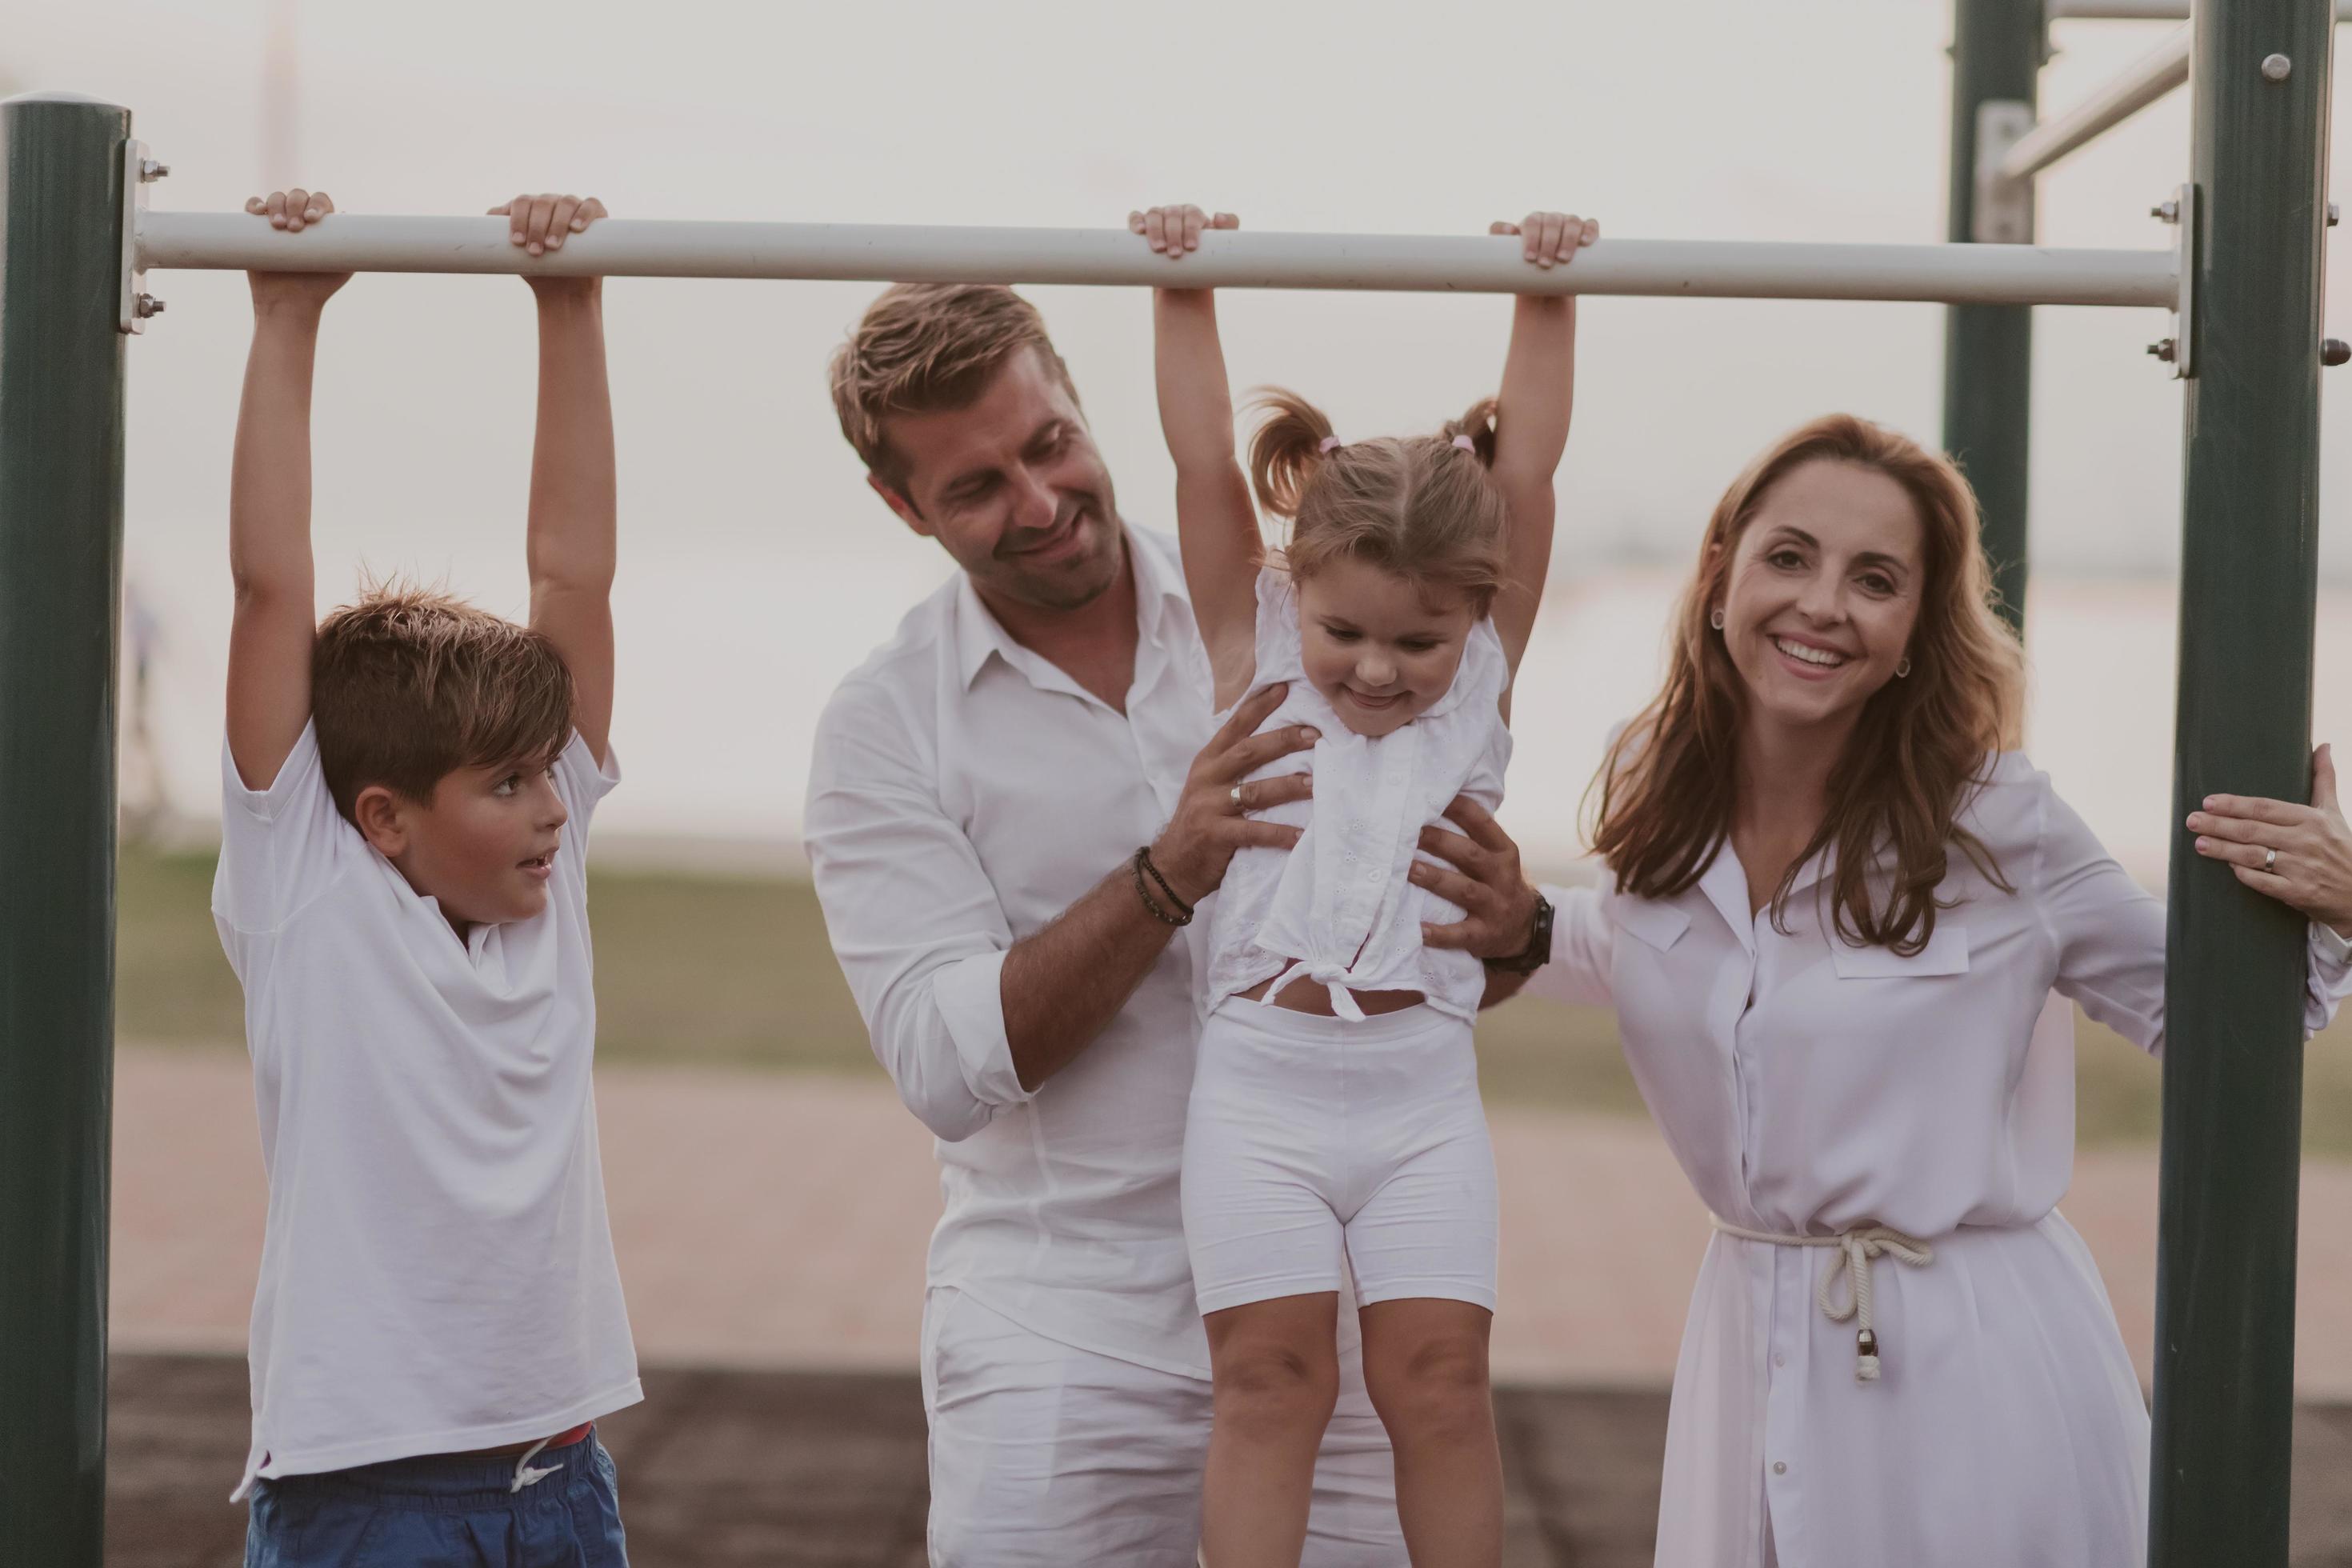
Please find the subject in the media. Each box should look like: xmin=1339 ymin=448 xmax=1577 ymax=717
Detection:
xmin=805 ymin=676 xmax=1038 ymax=1142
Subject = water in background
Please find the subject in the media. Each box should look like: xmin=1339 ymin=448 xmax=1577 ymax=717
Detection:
xmin=125 ymin=542 xmax=2352 ymax=885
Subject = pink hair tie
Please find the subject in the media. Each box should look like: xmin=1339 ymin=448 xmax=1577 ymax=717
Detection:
xmin=1451 ymin=434 xmax=1476 ymax=452
xmin=1318 ymin=436 xmax=1343 ymax=454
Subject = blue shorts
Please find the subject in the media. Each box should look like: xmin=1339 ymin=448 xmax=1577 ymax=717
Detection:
xmin=244 ymin=1429 xmax=627 ymax=1566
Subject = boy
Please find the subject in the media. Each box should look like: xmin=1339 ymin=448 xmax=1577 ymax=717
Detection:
xmin=215 ymin=185 xmax=635 ymax=1564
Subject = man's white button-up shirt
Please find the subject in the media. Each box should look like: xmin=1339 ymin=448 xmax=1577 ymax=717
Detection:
xmin=806 ymin=526 xmax=1223 ymax=1378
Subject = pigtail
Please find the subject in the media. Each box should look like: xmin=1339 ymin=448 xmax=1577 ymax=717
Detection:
xmin=1444 ymin=397 xmax=1501 ymax=468
xmin=1246 ymin=387 xmax=1337 ymax=520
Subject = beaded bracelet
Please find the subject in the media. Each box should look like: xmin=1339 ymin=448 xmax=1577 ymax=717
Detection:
xmin=1137 ymin=845 xmax=1195 ymax=921
xmin=1131 ymin=846 xmax=1192 ymax=926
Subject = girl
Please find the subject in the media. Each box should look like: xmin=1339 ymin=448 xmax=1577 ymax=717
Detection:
xmin=1129 ymin=202 xmax=1594 ymax=1567
xmin=1473 ymin=414 xmax=2352 ymax=1566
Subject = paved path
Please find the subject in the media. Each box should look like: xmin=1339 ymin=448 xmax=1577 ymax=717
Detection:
xmin=110 ymin=1042 xmax=2352 ymax=1397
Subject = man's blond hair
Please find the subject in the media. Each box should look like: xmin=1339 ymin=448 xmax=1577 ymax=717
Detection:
xmin=828 ymin=283 xmax=1080 ymax=494
xmin=310 ymin=582 xmax=574 ymax=823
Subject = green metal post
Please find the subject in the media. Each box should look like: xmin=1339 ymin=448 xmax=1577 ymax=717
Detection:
xmin=2150 ymin=2 xmax=2333 ymax=1561
xmin=1944 ymin=0 xmax=2043 ymax=632
xmin=0 ymin=91 xmax=130 ymax=1566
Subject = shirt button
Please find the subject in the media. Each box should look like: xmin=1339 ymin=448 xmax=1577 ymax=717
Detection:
xmin=1774 ymin=1354 xmax=1786 ymax=1369
xmin=1773 ymin=1462 xmax=1787 ymax=1475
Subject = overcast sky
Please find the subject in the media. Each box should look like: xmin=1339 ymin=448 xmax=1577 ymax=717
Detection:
xmin=13 ymin=0 xmax=2352 ymax=854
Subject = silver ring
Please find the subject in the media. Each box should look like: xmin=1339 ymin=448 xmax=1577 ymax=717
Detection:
xmin=2265 ymin=847 xmax=2278 ymax=872
xmin=1229 ymin=784 xmax=1245 ymax=810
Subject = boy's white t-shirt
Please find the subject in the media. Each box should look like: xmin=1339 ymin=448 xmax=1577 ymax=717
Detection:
xmin=211 ymin=723 xmax=641 ymax=1501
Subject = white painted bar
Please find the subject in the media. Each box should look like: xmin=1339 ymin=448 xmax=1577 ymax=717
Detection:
xmin=137 ymin=213 xmax=2179 ymax=309
xmin=1998 ymin=26 xmax=2191 ymax=182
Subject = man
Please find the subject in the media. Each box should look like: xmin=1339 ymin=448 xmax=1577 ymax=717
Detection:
xmin=806 ymin=282 xmax=1433 ymax=1564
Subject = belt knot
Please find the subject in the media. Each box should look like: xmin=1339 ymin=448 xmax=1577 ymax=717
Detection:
xmin=1709 ymin=1216 xmax=1936 ymax=1382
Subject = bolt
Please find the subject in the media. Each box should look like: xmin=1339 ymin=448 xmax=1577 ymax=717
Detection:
xmin=138 ymin=159 xmax=169 ymax=182
xmin=2152 ymin=199 xmax=2180 ymax=223
xmin=2149 ymin=338 xmax=2177 ymax=363
xmin=2325 ymin=339 xmax=2351 ymax=368
xmin=2332 ymin=202 xmax=2342 ymax=229
xmin=134 ymin=294 xmax=165 ymax=319
xmin=2262 ymin=53 xmax=2292 ymax=82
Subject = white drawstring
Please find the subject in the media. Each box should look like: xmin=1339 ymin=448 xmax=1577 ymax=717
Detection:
xmin=1710 ymin=1216 xmax=1935 ymax=1382
xmin=510 ymin=1435 xmax=564 ymax=1493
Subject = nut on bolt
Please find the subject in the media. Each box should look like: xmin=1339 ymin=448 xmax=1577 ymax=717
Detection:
xmin=134 ymin=294 xmax=165 ymax=319
xmin=2148 ymin=338 xmax=2177 ymax=363
xmin=2152 ymin=199 xmax=2180 ymax=223
xmin=138 ymin=159 xmax=169 ymax=182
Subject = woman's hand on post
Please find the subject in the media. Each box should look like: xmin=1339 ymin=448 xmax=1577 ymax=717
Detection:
xmin=1149 ymin=683 xmax=1315 ymax=907
xmin=2186 ymin=742 xmax=2352 ymax=938
xmin=1411 ymin=795 xmax=1543 ymax=959
xmin=243 ymin=190 xmax=351 ymax=313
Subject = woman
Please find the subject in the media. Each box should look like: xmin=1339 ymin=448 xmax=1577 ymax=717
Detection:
xmin=1412 ymin=414 xmax=2352 ymax=1566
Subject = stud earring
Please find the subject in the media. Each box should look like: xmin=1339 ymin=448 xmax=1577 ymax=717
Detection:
xmin=1709 ymin=607 xmax=1726 ymax=631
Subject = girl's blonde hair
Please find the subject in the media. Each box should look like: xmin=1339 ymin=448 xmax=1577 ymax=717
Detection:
xmin=1245 ymin=388 xmax=1509 ymax=614
xmin=1587 ymin=414 xmax=2027 ymax=955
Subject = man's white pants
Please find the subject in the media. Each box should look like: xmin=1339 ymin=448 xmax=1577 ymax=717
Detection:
xmin=921 ymin=1287 xmax=1405 ymax=1566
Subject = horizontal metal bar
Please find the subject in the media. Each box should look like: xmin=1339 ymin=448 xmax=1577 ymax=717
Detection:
xmin=1998 ymin=25 xmax=2191 ymax=180
xmin=2048 ymin=0 xmax=2351 ymax=18
xmin=136 ymin=213 xmax=2179 ymax=309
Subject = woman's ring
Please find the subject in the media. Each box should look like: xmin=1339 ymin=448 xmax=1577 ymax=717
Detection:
xmin=2265 ymin=847 xmax=2278 ymax=872
xmin=1230 ymin=784 xmax=1245 ymax=810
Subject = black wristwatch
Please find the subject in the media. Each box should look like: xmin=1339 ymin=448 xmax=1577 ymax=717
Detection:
xmin=1487 ymin=893 xmax=1554 ymax=975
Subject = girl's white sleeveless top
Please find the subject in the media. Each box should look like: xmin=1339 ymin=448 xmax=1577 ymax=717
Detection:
xmin=1204 ymin=557 xmax=1512 ymax=1022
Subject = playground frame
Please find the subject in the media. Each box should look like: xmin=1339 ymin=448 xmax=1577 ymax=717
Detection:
xmin=0 ymin=2 xmax=2332 ymax=1561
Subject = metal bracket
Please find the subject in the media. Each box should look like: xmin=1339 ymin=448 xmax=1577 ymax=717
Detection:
xmin=1972 ymin=100 xmax=2037 ymax=243
xmin=116 ymin=140 xmax=165 ymax=334
xmin=2166 ymin=181 xmax=2195 ymax=378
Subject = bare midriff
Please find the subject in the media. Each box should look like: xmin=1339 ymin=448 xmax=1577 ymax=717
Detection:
xmin=1237 ymin=973 xmax=1427 ymax=1017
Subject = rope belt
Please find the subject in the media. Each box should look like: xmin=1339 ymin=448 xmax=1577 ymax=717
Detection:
xmin=1709 ymin=1216 xmax=1936 ymax=1383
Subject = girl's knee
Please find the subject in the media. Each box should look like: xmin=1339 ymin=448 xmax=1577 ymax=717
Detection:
xmin=1212 ymin=1338 xmax=1341 ymax=1442
xmin=1366 ymin=1330 xmax=1493 ymax=1441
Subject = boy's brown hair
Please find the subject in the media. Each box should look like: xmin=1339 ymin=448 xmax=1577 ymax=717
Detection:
xmin=310 ymin=582 xmax=574 ymax=823
xmin=829 ymin=283 xmax=1081 ymax=494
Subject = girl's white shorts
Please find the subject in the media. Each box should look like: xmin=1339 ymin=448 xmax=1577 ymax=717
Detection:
xmin=1180 ymin=997 xmax=1498 ymax=1317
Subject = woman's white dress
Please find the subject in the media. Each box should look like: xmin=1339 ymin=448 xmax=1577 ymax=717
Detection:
xmin=1530 ymin=754 xmax=2352 ymax=1567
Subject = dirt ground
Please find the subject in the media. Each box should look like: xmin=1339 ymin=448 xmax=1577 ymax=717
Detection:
xmin=99 ymin=1353 xmax=1655 ymax=1567
xmin=100 ymin=1354 xmax=2352 ymax=1566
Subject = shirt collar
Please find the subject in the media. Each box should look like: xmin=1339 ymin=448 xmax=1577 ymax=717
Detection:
xmin=1694 ymin=834 xmax=1842 ymax=954
xmin=950 ymin=523 xmax=1192 ymax=693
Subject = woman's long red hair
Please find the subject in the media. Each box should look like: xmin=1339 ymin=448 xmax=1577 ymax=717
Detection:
xmin=1586 ymin=415 xmax=2026 ymax=954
